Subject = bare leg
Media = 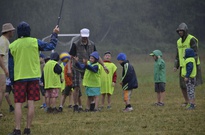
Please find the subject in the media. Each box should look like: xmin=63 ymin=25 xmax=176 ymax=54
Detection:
xmin=94 ymin=96 xmax=99 ymax=110
xmin=101 ymin=94 xmax=105 ymax=107
xmin=181 ymin=88 xmax=189 ymax=103
xmin=5 ymin=92 xmax=12 ymax=106
xmin=159 ymin=92 xmax=165 ymax=103
xmin=73 ymin=87 xmax=79 ymax=105
xmin=68 ymin=91 xmax=73 ymax=106
xmin=26 ymin=100 xmax=34 ymax=129
xmin=15 ymin=103 xmax=23 ymax=129
xmin=107 ymin=94 xmax=111 ymax=106
xmin=0 ymin=75 xmax=6 ymax=113
xmin=60 ymin=95 xmax=66 ymax=106
xmin=157 ymin=92 xmax=160 ymax=103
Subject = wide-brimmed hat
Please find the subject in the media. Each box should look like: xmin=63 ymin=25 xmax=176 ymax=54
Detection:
xmin=1 ymin=23 xmax=15 ymax=33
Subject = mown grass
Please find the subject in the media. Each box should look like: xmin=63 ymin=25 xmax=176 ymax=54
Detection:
xmin=1 ymin=53 xmax=205 ymax=135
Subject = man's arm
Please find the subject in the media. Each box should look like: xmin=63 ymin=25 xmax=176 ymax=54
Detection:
xmin=190 ymin=38 xmax=198 ymax=63
xmin=0 ymin=54 xmax=8 ymax=77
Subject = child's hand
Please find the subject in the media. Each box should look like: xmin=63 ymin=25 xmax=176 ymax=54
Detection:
xmin=83 ymin=59 xmax=88 ymax=65
xmin=184 ymin=77 xmax=188 ymax=82
xmin=120 ymin=82 xmax=122 ymax=86
xmin=158 ymin=56 xmax=161 ymax=59
xmin=73 ymin=56 xmax=79 ymax=61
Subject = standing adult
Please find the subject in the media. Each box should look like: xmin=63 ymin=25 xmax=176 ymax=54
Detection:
xmin=0 ymin=23 xmax=15 ymax=117
xmin=8 ymin=21 xmax=59 ymax=135
xmin=69 ymin=28 xmax=108 ymax=112
xmin=174 ymin=22 xmax=203 ymax=107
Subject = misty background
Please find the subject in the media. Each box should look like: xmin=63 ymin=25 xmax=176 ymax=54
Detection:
xmin=1 ymin=0 xmax=205 ymax=56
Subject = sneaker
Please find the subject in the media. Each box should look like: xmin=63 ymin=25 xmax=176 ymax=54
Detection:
xmin=123 ymin=107 xmax=133 ymax=112
xmin=158 ymin=102 xmax=164 ymax=106
xmin=46 ymin=107 xmax=53 ymax=113
xmin=93 ymin=108 xmax=100 ymax=112
xmin=73 ymin=105 xmax=79 ymax=112
xmin=53 ymin=107 xmax=60 ymax=114
xmin=9 ymin=106 xmax=15 ymax=112
xmin=107 ymin=106 xmax=111 ymax=109
xmin=84 ymin=109 xmax=90 ymax=112
xmin=8 ymin=129 xmax=21 ymax=135
xmin=0 ymin=112 xmax=3 ymax=117
xmin=78 ymin=107 xmax=84 ymax=112
xmin=23 ymin=128 xmax=31 ymax=135
xmin=58 ymin=107 xmax=63 ymax=112
xmin=68 ymin=105 xmax=73 ymax=108
xmin=186 ymin=104 xmax=195 ymax=110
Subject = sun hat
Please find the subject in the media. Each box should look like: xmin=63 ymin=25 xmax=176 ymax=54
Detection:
xmin=80 ymin=28 xmax=90 ymax=37
xmin=117 ymin=53 xmax=127 ymax=61
xmin=1 ymin=23 xmax=15 ymax=33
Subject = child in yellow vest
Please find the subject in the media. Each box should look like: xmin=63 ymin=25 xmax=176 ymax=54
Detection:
xmin=74 ymin=51 xmax=101 ymax=112
xmin=181 ymin=48 xmax=197 ymax=110
xmin=100 ymin=51 xmax=117 ymax=109
xmin=43 ymin=52 xmax=62 ymax=113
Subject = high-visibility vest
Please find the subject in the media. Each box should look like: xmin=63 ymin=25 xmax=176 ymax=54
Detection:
xmin=9 ymin=37 xmax=40 ymax=81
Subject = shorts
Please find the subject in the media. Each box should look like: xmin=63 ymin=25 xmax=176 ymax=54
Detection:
xmin=85 ymin=87 xmax=100 ymax=96
xmin=13 ymin=80 xmax=40 ymax=103
xmin=6 ymin=85 xmax=14 ymax=94
xmin=155 ymin=82 xmax=165 ymax=92
xmin=123 ymin=90 xmax=132 ymax=101
xmin=40 ymin=85 xmax=45 ymax=96
xmin=72 ymin=68 xmax=82 ymax=88
xmin=45 ymin=88 xmax=59 ymax=98
xmin=62 ymin=85 xmax=72 ymax=96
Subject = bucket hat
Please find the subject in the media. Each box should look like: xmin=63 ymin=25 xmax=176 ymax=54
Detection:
xmin=1 ymin=23 xmax=15 ymax=33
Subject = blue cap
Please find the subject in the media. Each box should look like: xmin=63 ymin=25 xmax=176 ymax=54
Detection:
xmin=90 ymin=51 xmax=99 ymax=60
xmin=117 ymin=53 xmax=126 ymax=61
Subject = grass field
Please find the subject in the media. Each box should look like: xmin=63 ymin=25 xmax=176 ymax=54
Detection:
xmin=1 ymin=53 xmax=205 ymax=135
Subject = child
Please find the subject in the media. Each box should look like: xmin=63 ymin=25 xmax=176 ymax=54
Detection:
xmin=149 ymin=50 xmax=166 ymax=106
xmin=100 ymin=51 xmax=117 ymax=109
xmin=43 ymin=52 xmax=62 ymax=113
xmin=58 ymin=52 xmax=73 ymax=112
xmin=4 ymin=78 xmax=14 ymax=112
xmin=181 ymin=48 xmax=196 ymax=110
xmin=39 ymin=53 xmax=47 ymax=109
xmin=117 ymin=53 xmax=138 ymax=112
xmin=74 ymin=51 xmax=101 ymax=112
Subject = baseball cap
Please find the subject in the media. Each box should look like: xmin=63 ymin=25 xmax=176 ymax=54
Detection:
xmin=80 ymin=28 xmax=90 ymax=37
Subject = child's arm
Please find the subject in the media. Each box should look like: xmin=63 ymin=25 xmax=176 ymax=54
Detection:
xmin=185 ymin=62 xmax=193 ymax=78
xmin=54 ymin=64 xmax=62 ymax=75
xmin=86 ymin=64 xmax=98 ymax=73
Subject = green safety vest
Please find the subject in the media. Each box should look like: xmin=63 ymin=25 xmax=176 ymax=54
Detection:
xmin=181 ymin=57 xmax=196 ymax=78
xmin=44 ymin=60 xmax=61 ymax=89
xmin=9 ymin=37 xmax=40 ymax=81
xmin=83 ymin=61 xmax=101 ymax=87
xmin=177 ymin=34 xmax=200 ymax=67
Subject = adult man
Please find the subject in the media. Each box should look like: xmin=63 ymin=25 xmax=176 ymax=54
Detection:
xmin=8 ymin=21 xmax=59 ymax=135
xmin=174 ymin=22 xmax=203 ymax=107
xmin=0 ymin=23 xmax=15 ymax=117
xmin=69 ymin=28 xmax=108 ymax=112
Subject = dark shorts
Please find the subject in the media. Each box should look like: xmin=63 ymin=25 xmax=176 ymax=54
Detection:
xmin=155 ymin=82 xmax=165 ymax=92
xmin=62 ymin=85 xmax=72 ymax=96
xmin=6 ymin=85 xmax=14 ymax=94
xmin=13 ymin=80 xmax=40 ymax=103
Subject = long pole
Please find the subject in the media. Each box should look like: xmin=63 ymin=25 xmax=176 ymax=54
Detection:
xmin=57 ymin=0 xmax=65 ymax=26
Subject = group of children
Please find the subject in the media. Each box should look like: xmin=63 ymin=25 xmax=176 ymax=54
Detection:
xmin=5 ymin=48 xmax=197 ymax=113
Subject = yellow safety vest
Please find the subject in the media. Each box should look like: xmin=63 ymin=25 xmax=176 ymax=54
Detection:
xmin=9 ymin=37 xmax=40 ymax=81
xmin=181 ymin=57 xmax=196 ymax=78
xmin=177 ymin=34 xmax=200 ymax=67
